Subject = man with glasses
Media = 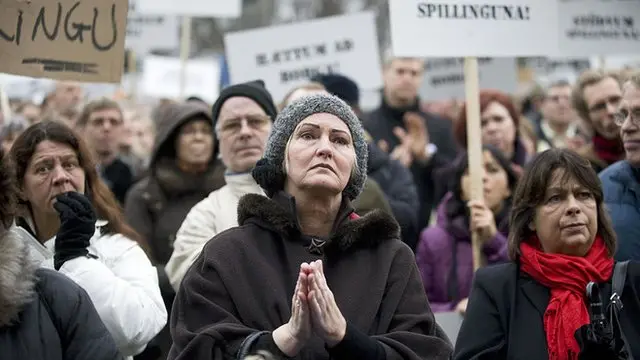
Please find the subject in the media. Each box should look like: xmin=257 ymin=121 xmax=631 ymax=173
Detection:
xmin=600 ymin=72 xmax=640 ymax=261
xmin=572 ymin=69 xmax=625 ymax=172
xmin=166 ymin=80 xmax=277 ymax=290
xmin=536 ymin=80 xmax=584 ymax=152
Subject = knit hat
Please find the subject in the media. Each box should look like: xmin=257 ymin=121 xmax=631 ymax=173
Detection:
xmin=310 ymin=74 xmax=360 ymax=107
xmin=252 ymin=93 xmax=368 ymax=200
xmin=211 ymin=80 xmax=278 ymax=130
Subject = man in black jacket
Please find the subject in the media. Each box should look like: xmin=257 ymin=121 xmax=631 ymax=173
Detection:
xmin=311 ymin=73 xmax=421 ymax=250
xmin=364 ymin=56 xmax=459 ymax=237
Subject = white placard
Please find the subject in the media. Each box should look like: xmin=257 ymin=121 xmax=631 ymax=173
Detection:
xmin=142 ymin=56 xmax=220 ymax=103
xmin=524 ymin=57 xmax=592 ymax=85
xmin=224 ymin=12 xmax=383 ymax=103
xmin=558 ymin=0 xmax=640 ymax=56
xmin=126 ymin=0 xmax=180 ymax=54
xmin=137 ymin=0 xmax=241 ymax=17
xmin=389 ymin=0 xmax=559 ymax=57
xmin=420 ymin=58 xmax=518 ymax=100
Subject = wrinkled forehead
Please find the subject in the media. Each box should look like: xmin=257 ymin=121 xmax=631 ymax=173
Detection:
xmin=219 ymin=96 xmax=266 ymax=119
xmin=296 ymin=113 xmax=350 ymax=134
xmin=547 ymin=169 xmax=587 ymax=192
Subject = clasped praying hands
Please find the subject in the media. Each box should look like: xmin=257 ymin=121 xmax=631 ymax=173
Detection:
xmin=273 ymin=260 xmax=346 ymax=356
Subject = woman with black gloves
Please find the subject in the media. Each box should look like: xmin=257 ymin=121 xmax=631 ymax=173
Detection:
xmin=0 ymin=147 xmax=123 ymax=360
xmin=9 ymin=121 xmax=167 ymax=360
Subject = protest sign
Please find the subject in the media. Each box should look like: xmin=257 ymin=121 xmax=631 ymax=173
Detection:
xmin=558 ymin=0 xmax=640 ymax=56
xmin=0 ymin=0 xmax=128 ymax=83
xmin=224 ymin=12 xmax=383 ymax=102
xmin=136 ymin=0 xmax=241 ymax=18
xmin=142 ymin=56 xmax=220 ymax=103
xmin=126 ymin=0 xmax=179 ymax=54
xmin=522 ymin=56 xmax=592 ymax=85
xmin=420 ymin=58 xmax=519 ymax=101
xmin=389 ymin=0 xmax=559 ymax=57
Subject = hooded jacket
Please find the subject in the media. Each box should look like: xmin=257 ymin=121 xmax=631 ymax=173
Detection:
xmin=0 ymin=226 xmax=123 ymax=360
xmin=415 ymin=193 xmax=510 ymax=312
xmin=169 ymin=191 xmax=452 ymax=360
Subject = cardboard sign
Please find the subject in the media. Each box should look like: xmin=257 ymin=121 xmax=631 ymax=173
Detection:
xmin=224 ymin=12 xmax=383 ymax=102
xmin=0 ymin=0 xmax=128 ymax=83
xmin=126 ymin=0 xmax=179 ymax=54
xmin=420 ymin=58 xmax=519 ymax=101
xmin=141 ymin=56 xmax=220 ymax=103
xmin=136 ymin=0 xmax=241 ymax=18
xmin=389 ymin=0 xmax=559 ymax=57
xmin=558 ymin=0 xmax=640 ymax=56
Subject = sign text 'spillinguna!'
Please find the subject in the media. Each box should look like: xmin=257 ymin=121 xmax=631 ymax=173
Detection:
xmin=417 ymin=3 xmax=531 ymax=21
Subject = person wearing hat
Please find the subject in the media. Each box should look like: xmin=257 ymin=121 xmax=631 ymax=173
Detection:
xmin=169 ymin=93 xmax=452 ymax=360
xmin=124 ymin=100 xmax=224 ymax=360
xmin=311 ymin=73 xmax=420 ymax=250
xmin=165 ymin=80 xmax=277 ymax=291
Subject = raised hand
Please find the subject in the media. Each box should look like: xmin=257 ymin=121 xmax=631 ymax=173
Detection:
xmin=307 ymin=260 xmax=347 ymax=348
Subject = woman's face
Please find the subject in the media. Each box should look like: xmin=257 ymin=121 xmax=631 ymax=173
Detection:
xmin=285 ymin=113 xmax=355 ymax=197
xmin=22 ymin=140 xmax=86 ymax=214
xmin=531 ymin=170 xmax=598 ymax=257
xmin=461 ymin=150 xmax=511 ymax=212
xmin=175 ymin=118 xmax=214 ymax=167
xmin=481 ymin=101 xmax=517 ymax=159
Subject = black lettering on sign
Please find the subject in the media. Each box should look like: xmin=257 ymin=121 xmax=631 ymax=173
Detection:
xmin=0 ymin=1 xmax=122 ymax=75
xmin=257 ymin=44 xmax=329 ymax=67
xmin=280 ymin=63 xmax=341 ymax=84
xmin=335 ymin=39 xmax=353 ymax=52
xmin=417 ymin=3 xmax=530 ymax=21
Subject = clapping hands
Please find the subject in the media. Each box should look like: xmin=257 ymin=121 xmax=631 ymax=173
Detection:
xmin=273 ymin=260 xmax=346 ymax=355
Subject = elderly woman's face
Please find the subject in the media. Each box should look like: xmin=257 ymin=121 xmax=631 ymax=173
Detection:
xmin=22 ymin=140 xmax=86 ymax=214
xmin=531 ymin=169 xmax=597 ymax=257
xmin=285 ymin=113 xmax=355 ymax=197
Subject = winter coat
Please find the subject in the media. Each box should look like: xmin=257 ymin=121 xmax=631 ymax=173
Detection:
xmin=364 ymin=98 xmax=458 ymax=237
xmin=600 ymin=160 xmax=640 ymax=261
xmin=165 ymin=172 xmax=265 ymax=291
xmin=15 ymin=217 xmax=167 ymax=359
xmin=169 ymin=191 xmax=453 ymax=360
xmin=416 ymin=193 xmax=510 ymax=312
xmin=0 ymin=227 xmax=123 ymax=360
xmin=366 ymin=142 xmax=420 ymax=248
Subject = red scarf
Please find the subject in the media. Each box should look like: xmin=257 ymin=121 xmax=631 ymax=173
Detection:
xmin=592 ymin=134 xmax=624 ymax=164
xmin=519 ymin=235 xmax=614 ymax=360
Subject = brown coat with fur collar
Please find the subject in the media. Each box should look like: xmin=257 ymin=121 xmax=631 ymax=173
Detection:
xmin=169 ymin=192 xmax=452 ymax=360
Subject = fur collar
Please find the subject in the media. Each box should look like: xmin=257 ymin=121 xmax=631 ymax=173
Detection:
xmin=237 ymin=193 xmax=400 ymax=254
xmin=0 ymin=228 xmax=37 ymax=327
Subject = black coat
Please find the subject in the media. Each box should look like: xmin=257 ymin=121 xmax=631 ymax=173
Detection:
xmin=0 ymin=229 xmax=122 ymax=360
xmin=364 ymin=98 xmax=458 ymax=233
xmin=454 ymin=262 xmax=640 ymax=359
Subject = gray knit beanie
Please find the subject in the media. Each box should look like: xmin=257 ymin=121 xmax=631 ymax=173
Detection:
xmin=252 ymin=93 xmax=368 ymax=200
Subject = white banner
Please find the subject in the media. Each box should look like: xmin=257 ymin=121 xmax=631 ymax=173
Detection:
xmin=141 ymin=56 xmax=220 ymax=103
xmin=389 ymin=0 xmax=559 ymax=57
xmin=136 ymin=0 xmax=241 ymax=17
xmin=224 ymin=12 xmax=383 ymax=102
xmin=126 ymin=0 xmax=179 ymax=54
xmin=420 ymin=58 xmax=519 ymax=101
xmin=558 ymin=0 xmax=640 ymax=56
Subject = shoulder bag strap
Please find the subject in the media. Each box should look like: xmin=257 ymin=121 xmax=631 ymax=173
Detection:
xmin=611 ymin=261 xmax=634 ymax=360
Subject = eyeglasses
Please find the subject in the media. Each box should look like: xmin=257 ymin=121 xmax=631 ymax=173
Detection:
xmin=614 ymin=108 xmax=640 ymax=126
xmin=216 ymin=114 xmax=271 ymax=136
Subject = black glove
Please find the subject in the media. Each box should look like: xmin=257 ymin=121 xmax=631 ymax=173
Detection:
xmin=53 ymin=192 xmax=97 ymax=270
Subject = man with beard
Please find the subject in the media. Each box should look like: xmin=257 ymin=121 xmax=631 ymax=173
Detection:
xmin=49 ymin=81 xmax=84 ymax=127
xmin=77 ymin=99 xmax=134 ymax=204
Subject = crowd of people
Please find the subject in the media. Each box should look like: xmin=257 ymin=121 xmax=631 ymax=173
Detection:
xmin=0 ymin=55 xmax=639 ymax=360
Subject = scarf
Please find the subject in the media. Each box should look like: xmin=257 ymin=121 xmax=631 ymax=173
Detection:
xmin=592 ymin=134 xmax=624 ymax=165
xmin=520 ymin=235 xmax=614 ymax=360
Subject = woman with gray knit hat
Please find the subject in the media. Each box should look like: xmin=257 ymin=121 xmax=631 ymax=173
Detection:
xmin=170 ymin=93 xmax=452 ymax=360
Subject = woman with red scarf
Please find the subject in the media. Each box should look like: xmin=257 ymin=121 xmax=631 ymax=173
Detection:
xmin=454 ymin=149 xmax=640 ymax=360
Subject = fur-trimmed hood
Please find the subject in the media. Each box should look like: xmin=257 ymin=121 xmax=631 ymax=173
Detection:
xmin=0 ymin=227 xmax=37 ymax=327
xmin=237 ymin=192 xmax=401 ymax=254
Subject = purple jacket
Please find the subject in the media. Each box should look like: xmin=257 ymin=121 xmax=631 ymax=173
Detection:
xmin=416 ymin=193 xmax=510 ymax=312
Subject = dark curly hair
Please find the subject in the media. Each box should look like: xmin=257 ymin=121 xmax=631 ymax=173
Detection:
xmin=0 ymin=148 xmax=17 ymax=229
